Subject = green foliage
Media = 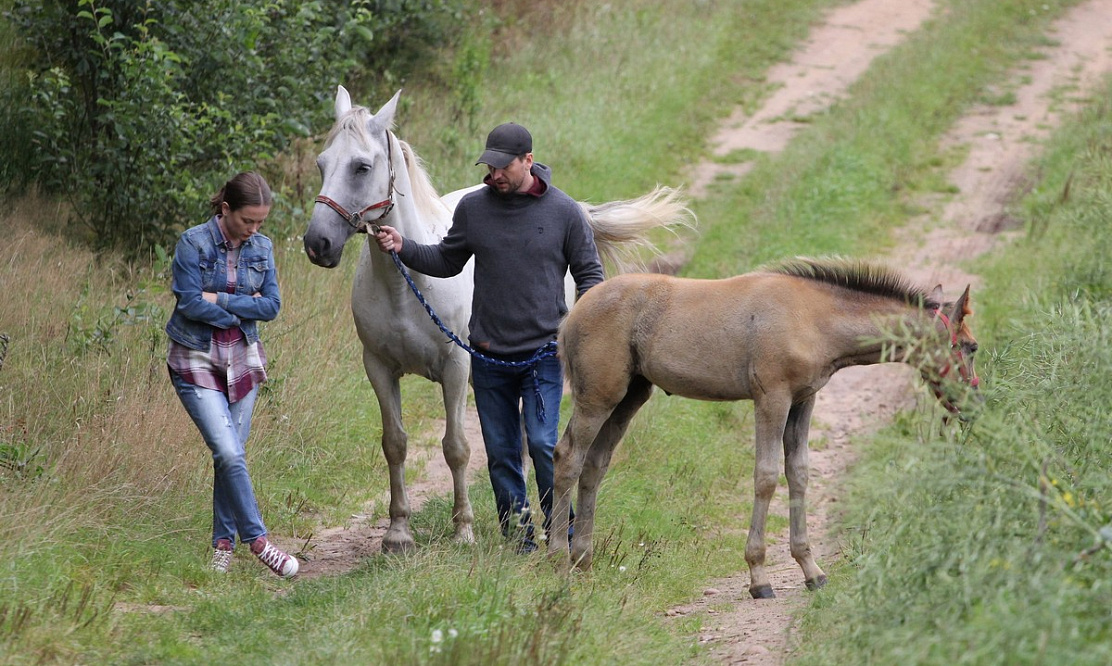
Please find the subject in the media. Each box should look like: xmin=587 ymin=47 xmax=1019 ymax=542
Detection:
xmin=0 ymin=0 xmax=463 ymax=254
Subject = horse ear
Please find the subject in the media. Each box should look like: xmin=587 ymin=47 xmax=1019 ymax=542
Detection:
xmin=335 ymin=85 xmax=352 ymax=120
xmin=370 ymin=89 xmax=403 ymax=133
xmin=950 ymin=285 xmax=973 ymax=323
xmin=929 ymin=284 xmax=944 ymax=307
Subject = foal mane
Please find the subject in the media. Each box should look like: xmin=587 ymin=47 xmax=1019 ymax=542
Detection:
xmin=327 ymin=107 xmax=448 ymax=221
xmin=768 ymin=257 xmax=939 ymax=310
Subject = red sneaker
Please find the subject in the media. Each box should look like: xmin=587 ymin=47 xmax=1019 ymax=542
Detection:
xmin=250 ymin=536 xmax=299 ymax=578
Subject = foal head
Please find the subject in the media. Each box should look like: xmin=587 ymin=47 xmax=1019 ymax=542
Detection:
xmin=921 ymin=284 xmax=981 ymax=417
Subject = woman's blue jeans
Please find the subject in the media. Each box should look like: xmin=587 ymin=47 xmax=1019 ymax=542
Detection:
xmin=471 ymin=353 xmax=572 ymax=547
xmin=170 ymin=372 xmax=266 ymax=547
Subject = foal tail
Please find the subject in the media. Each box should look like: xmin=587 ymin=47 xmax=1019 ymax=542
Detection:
xmin=581 ymin=186 xmax=696 ymax=273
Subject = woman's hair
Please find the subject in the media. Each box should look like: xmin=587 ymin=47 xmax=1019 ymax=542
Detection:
xmin=210 ymin=172 xmax=273 ymax=216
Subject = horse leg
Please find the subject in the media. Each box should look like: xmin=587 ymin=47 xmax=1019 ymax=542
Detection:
xmin=746 ymin=392 xmax=791 ymax=599
xmin=784 ymin=396 xmax=826 ymax=591
xmin=364 ymin=355 xmax=415 ymax=554
xmin=571 ymin=377 xmax=653 ymax=571
xmin=549 ymin=404 xmax=610 ymax=573
xmin=440 ymin=356 xmax=475 ymax=545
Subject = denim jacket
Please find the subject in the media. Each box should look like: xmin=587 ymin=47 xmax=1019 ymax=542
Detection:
xmin=165 ymin=216 xmax=281 ymax=351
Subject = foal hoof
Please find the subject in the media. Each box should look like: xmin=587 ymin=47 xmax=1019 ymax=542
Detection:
xmin=805 ymin=575 xmax=828 ymax=591
xmin=749 ymin=584 xmax=776 ymax=600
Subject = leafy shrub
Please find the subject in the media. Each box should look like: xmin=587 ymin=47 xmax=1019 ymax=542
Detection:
xmin=0 ymin=0 xmax=465 ymax=254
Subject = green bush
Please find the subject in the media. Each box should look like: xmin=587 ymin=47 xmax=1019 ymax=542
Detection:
xmin=0 ymin=0 xmax=464 ymax=254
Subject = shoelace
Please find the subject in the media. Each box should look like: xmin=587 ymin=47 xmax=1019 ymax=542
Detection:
xmin=211 ymin=549 xmax=233 ymax=573
xmin=255 ymin=541 xmax=291 ymax=575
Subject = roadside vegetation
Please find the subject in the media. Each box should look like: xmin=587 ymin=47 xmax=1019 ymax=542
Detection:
xmin=1 ymin=0 xmax=1108 ymax=664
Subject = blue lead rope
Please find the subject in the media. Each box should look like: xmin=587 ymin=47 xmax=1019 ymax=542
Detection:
xmin=384 ymin=250 xmax=559 ymax=423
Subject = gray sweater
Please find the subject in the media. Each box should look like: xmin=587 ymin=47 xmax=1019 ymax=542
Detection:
xmin=399 ymin=163 xmax=604 ymax=356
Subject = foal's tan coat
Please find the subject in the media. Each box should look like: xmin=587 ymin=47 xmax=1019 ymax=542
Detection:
xmin=549 ymin=259 xmax=978 ymax=598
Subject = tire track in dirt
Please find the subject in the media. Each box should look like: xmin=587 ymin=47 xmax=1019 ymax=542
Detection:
xmin=670 ymin=1 xmax=1112 ymax=664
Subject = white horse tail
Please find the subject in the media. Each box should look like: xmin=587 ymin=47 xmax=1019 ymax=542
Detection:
xmin=581 ymin=185 xmax=696 ymax=273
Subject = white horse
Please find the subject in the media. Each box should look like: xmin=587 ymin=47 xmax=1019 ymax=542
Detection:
xmin=303 ymin=86 xmax=694 ymax=553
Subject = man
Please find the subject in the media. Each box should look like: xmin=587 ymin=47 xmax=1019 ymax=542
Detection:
xmin=374 ymin=122 xmax=603 ymax=552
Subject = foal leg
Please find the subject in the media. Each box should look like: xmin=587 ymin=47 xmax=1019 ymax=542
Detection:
xmin=784 ymin=396 xmax=826 ymax=591
xmin=746 ymin=393 xmax=791 ymax=599
xmin=549 ymin=405 xmax=610 ymax=572
xmin=364 ymin=354 xmax=415 ymax=554
xmin=440 ymin=354 xmax=475 ymax=545
xmin=572 ymin=378 xmax=653 ymax=571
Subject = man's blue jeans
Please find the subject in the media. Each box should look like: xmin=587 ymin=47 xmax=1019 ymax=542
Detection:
xmin=170 ymin=371 xmax=267 ymax=547
xmin=471 ymin=353 xmax=572 ymax=547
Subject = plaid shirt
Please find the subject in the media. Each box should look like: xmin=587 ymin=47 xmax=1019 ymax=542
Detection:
xmin=167 ymin=242 xmax=268 ymax=403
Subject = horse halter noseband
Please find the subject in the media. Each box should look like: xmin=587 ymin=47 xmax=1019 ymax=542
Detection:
xmin=314 ymin=131 xmax=398 ymax=233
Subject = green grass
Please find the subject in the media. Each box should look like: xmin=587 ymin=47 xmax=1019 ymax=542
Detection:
xmin=2 ymin=0 xmax=1110 ymax=663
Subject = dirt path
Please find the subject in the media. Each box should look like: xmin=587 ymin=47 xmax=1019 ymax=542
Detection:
xmin=669 ymin=0 xmax=1112 ymax=664
xmin=294 ymin=408 xmax=487 ymax=578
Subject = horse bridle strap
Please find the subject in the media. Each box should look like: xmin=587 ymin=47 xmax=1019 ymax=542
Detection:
xmin=314 ymin=131 xmax=398 ymax=232
xmin=934 ymin=310 xmax=979 ymax=387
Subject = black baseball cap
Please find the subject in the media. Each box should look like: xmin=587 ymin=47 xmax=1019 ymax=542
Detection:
xmin=475 ymin=123 xmax=532 ymax=169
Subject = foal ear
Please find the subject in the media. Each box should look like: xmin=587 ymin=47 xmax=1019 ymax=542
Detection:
xmin=335 ymin=85 xmax=353 ymax=120
xmin=929 ymin=284 xmax=944 ymax=307
xmin=369 ymin=89 xmax=403 ymax=134
xmin=950 ymin=285 xmax=973 ymax=323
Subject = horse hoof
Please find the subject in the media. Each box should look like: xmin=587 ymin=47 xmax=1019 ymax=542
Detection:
xmin=805 ymin=575 xmax=828 ymax=591
xmin=749 ymin=585 xmax=776 ymax=599
xmin=381 ymin=536 xmax=417 ymax=555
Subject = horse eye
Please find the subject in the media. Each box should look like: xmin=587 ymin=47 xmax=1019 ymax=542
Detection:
xmin=355 ymin=162 xmax=372 ymax=174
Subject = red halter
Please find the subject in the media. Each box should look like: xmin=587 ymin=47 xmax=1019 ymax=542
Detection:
xmin=935 ymin=311 xmax=980 ymax=388
xmin=313 ymin=131 xmax=397 ymax=232
xmin=928 ymin=309 xmax=981 ymax=415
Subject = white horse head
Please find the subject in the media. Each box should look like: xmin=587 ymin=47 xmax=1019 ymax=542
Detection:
xmin=304 ymin=87 xmax=420 ymax=267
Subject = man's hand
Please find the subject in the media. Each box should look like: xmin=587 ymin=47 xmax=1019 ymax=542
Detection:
xmin=374 ymin=225 xmax=403 ymax=253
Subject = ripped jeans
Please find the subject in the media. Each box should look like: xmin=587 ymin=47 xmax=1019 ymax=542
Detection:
xmin=170 ymin=371 xmax=267 ymax=547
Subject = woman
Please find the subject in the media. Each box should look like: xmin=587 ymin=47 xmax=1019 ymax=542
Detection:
xmin=165 ymin=171 xmax=298 ymax=578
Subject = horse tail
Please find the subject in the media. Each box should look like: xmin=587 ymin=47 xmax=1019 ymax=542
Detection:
xmin=581 ymin=185 xmax=696 ymax=273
